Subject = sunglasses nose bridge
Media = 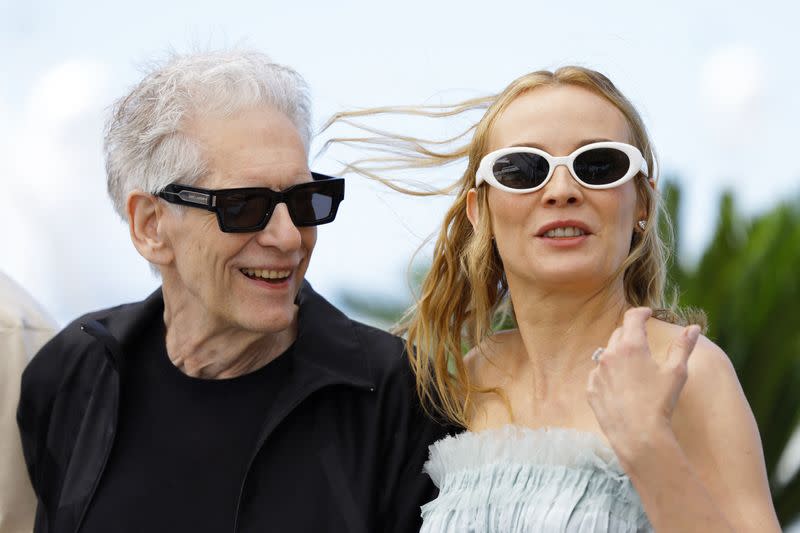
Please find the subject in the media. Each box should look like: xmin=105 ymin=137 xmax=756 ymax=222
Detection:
xmin=247 ymin=193 xmax=282 ymax=232
xmin=549 ymin=155 xmax=572 ymax=171
xmin=253 ymin=194 xmax=280 ymax=230
xmin=547 ymin=156 xmax=576 ymax=183
xmin=540 ymin=156 xmax=585 ymax=204
xmin=262 ymin=195 xmax=294 ymax=228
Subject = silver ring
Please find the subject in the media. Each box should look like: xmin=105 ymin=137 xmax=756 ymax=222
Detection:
xmin=591 ymin=347 xmax=605 ymax=362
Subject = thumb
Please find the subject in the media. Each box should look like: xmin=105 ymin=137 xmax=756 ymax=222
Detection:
xmin=666 ymin=325 xmax=701 ymax=369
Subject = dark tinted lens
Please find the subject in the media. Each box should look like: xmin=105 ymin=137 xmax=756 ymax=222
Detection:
xmin=288 ymin=187 xmax=335 ymax=225
xmin=311 ymin=193 xmax=333 ymax=218
xmin=492 ymin=153 xmax=550 ymax=189
xmin=573 ymin=148 xmax=630 ymax=185
xmin=217 ymin=193 xmax=269 ymax=229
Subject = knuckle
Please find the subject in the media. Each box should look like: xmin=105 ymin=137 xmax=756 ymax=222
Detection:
xmin=674 ymin=333 xmax=689 ymax=347
xmin=625 ymin=307 xmax=651 ymax=321
xmin=670 ymin=362 xmax=688 ymax=380
xmin=617 ymin=339 xmax=635 ymax=354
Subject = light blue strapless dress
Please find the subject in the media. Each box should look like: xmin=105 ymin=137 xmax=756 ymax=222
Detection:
xmin=420 ymin=426 xmax=653 ymax=532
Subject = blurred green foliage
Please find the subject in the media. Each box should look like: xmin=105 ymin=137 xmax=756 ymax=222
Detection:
xmin=340 ymin=181 xmax=800 ymax=525
xmin=661 ymin=181 xmax=800 ymax=525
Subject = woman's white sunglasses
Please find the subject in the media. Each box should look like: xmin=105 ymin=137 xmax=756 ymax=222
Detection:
xmin=476 ymin=141 xmax=649 ymax=194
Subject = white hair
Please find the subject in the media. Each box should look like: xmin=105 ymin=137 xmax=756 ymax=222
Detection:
xmin=104 ymin=49 xmax=312 ymax=220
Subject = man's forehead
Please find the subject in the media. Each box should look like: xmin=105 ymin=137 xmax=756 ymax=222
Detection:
xmin=197 ymin=161 xmax=311 ymax=190
xmin=186 ymin=105 xmax=309 ymax=188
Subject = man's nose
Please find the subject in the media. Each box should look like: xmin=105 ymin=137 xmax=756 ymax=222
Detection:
xmin=255 ymin=203 xmax=302 ymax=251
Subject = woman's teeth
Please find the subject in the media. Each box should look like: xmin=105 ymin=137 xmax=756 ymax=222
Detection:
xmin=241 ymin=268 xmax=291 ymax=280
xmin=544 ymin=227 xmax=586 ymax=238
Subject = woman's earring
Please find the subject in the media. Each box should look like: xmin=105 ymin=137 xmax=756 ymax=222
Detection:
xmin=637 ymin=220 xmax=647 ymax=231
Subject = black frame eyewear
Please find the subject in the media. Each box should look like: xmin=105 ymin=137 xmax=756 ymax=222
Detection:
xmin=157 ymin=172 xmax=345 ymax=233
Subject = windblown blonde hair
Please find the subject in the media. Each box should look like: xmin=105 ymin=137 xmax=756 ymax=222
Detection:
xmin=323 ymin=66 xmax=703 ymax=427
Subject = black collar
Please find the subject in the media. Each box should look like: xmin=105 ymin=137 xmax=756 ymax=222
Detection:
xmin=82 ymin=281 xmax=376 ymax=390
xmin=293 ymin=281 xmax=376 ymax=389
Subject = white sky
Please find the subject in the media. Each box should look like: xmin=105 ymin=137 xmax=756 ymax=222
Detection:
xmin=1 ymin=0 xmax=799 ymax=327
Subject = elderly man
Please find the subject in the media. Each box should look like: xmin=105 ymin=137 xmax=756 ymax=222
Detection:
xmin=17 ymin=50 xmax=448 ymax=533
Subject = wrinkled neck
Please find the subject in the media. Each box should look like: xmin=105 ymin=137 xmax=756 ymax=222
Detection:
xmin=161 ymin=285 xmax=296 ymax=379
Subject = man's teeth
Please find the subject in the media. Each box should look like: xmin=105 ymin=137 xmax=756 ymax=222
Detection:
xmin=544 ymin=227 xmax=586 ymax=238
xmin=241 ymin=268 xmax=291 ymax=280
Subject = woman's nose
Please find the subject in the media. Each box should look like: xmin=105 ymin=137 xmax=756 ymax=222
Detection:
xmin=541 ymin=165 xmax=583 ymax=206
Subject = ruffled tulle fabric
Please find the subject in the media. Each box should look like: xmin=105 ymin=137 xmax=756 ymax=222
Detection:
xmin=420 ymin=426 xmax=652 ymax=532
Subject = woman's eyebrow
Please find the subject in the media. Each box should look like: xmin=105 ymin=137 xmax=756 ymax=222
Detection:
xmin=510 ymin=138 xmax=614 ymax=151
xmin=510 ymin=141 xmax=548 ymax=150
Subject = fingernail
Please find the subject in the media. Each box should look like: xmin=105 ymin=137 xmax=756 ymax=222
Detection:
xmin=686 ymin=325 xmax=701 ymax=342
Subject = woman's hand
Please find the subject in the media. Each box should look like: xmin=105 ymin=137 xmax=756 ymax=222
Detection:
xmin=586 ymin=307 xmax=701 ymax=465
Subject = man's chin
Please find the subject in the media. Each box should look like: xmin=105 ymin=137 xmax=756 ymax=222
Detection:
xmin=236 ymin=306 xmax=298 ymax=335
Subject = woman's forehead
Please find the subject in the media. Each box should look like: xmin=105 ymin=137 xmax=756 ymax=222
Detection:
xmin=487 ymin=85 xmax=632 ymax=154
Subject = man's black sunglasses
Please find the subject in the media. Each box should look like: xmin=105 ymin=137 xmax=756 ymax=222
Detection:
xmin=157 ymin=172 xmax=345 ymax=233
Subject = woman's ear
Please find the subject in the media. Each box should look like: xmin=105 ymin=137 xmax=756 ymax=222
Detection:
xmin=637 ymin=178 xmax=657 ymax=225
xmin=127 ymin=191 xmax=174 ymax=267
xmin=466 ymin=188 xmax=480 ymax=231
xmin=637 ymin=208 xmax=648 ymax=225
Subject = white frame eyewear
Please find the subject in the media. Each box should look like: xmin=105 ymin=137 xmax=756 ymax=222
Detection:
xmin=475 ymin=141 xmax=649 ymax=194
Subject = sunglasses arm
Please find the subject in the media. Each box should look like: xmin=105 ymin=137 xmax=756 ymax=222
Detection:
xmin=640 ymin=160 xmax=649 ymax=178
xmin=159 ymin=189 xmax=217 ymax=211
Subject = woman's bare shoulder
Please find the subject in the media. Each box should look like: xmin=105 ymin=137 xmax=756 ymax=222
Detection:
xmin=648 ymin=320 xmax=778 ymax=528
xmin=646 ymin=318 xmax=734 ymax=377
xmin=648 ymin=318 xmax=753 ymax=450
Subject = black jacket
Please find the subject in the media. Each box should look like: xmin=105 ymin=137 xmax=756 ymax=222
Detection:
xmin=17 ymin=282 xmax=450 ymax=533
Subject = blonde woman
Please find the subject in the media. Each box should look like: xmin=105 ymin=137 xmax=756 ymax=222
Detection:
xmin=328 ymin=67 xmax=780 ymax=531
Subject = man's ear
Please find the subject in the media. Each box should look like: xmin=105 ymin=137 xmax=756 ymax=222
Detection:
xmin=466 ymin=188 xmax=480 ymax=231
xmin=127 ymin=191 xmax=174 ymax=267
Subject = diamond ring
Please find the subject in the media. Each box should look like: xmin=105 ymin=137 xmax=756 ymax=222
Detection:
xmin=591 ymin=347 xmax=605 ymax=362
